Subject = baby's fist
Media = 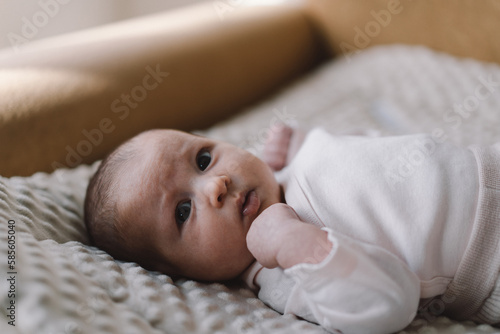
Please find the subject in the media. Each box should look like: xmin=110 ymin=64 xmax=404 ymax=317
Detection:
xmin=246 ymin=203 xmax=302 ymax=268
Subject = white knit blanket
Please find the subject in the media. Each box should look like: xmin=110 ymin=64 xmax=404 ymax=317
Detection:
xmin=2 ymin=45 xmax=500 ymax=334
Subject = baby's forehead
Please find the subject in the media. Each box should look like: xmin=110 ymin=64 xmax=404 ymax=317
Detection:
xmin=127 ymin=129 xmax=201 ymax=182
xmin=123 ymin=130 xmax=179 ymax=164
xmin=134 ymin=129 xmax=188 ymax=144
xmin=134 ymin=129 xmax=197 ymax=151
xmin=114 ymin=132 xmax=180 ymax=225
xmin=116 ymin=130 xmax=198 ymax=237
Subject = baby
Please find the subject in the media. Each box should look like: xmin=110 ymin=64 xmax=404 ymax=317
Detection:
xmin=84 ymin=125 xmax=500 ymax=334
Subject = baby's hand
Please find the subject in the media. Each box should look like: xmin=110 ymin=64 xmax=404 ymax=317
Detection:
xmin=246 ymin=203 xmax=301 ymax=268
xmin=246 ymin=203 xmax=332 ymax=269
xmin=262 ymin=123 xmax=293 ymax=171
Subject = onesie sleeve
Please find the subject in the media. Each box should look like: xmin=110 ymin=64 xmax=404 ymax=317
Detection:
xmin=281 ymin=227 xmax=420 ymax=334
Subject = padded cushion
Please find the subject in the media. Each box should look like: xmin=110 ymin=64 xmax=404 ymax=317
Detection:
xmin=307 ymin=0 xmax=500 ymax=64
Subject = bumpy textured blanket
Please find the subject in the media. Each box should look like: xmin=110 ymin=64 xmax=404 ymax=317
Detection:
xmin=2 ymin=45 xmax=500 ymax=334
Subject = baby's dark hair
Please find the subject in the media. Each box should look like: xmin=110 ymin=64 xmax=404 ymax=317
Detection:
xmin=84 ymin=133 xmax=163 ymax=271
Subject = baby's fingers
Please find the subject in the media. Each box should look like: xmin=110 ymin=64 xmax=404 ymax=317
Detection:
xmin=268 ymin=123 xmax=293 ymax=147
xmin=263 ymin=124 xmax=293 ymax=171
xmin=246 ymin=220 xmax=280 ymax=268
xmin=246 ymin=204 xmax=300 ymax=268
xmin=263 ymin=145 xmax=288 ymax=171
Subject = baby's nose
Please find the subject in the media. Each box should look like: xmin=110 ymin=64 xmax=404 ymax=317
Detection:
xmin=204 ymin=175 xmax=231 ymax=208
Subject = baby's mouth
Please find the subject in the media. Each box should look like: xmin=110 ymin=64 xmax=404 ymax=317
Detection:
xmin=241 ymin=190 xmax=260 ymax=217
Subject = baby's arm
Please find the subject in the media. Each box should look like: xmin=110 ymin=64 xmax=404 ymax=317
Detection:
xmin=262 ymin=124 xmax=306 ymax=171
xmin=247 ymin=203 xmax=420 ymax=334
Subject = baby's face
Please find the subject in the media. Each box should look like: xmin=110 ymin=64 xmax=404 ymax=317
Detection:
xmin=118 ymin=130 xmax=281 ymax=281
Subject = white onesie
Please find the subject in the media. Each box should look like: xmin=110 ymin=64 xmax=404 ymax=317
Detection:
xmin=241 ymin=128 xmax=493 ymax=334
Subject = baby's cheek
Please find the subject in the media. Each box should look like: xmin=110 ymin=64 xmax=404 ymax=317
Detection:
xmin=224 ymin=159 xmax=243 ymax=176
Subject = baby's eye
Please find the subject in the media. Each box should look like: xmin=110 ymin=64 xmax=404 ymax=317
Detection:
xmin=175 ymin=201 xmax=191 ymax=225
xmin=196 ymin=150 xmax=211 ymax=171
